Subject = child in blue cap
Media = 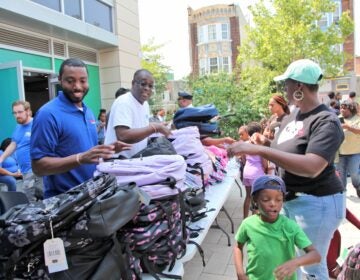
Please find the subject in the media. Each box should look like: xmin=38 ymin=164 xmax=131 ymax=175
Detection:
xmin=233 ymin=175 xmax=321 ymax=280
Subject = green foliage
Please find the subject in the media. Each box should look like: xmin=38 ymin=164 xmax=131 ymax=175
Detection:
xmin=187 ymin=72 xmax=265 ymax=138
xmin=238 ymin=0 xmax=354 ymax=77
xmin=141 ymin=38 xmax=172 ymax=106
xmin=186 ymin=0 xmax=353 ymax=138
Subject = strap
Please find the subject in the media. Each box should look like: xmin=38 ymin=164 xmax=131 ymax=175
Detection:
xmin=187 ymin=240 xmax=206 ymax=267
xmin=111 ymin=234 xmax=132 ymax=280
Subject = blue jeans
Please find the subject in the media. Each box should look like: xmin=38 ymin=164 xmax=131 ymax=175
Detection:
xmin=0 ymin=175 xmax=17 ymax=191
xmin=337 ymin=153 xmax=360 ymax=191
xmin=283 ymin=192 xmax=345 ymax=280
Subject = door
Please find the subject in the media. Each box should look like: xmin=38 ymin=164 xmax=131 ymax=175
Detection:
xmin=0 ymin=61 xmax=24 ymax=141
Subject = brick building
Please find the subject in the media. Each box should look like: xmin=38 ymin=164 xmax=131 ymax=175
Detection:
xmin=187 ymin=4 xmax=247 ymax=77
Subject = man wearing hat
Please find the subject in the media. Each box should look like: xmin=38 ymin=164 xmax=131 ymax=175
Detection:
xmin=177 ymin=91 xmax=193 ymax=108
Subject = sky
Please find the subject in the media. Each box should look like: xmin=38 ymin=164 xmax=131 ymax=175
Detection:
xmin=138 ymin=0 xmax=359 ymax=80
xmin=138 ymin=0 xmax=254 ymax=79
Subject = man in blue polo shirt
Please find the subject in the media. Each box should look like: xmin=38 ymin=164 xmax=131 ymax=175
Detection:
xmin=0 ymin=100 xmax=43 ymax=201
xmin=31 ymin=58 xmax=131 ymax=198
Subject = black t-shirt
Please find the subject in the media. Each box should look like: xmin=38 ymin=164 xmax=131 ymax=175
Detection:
xmin=271 ymin=104 xmax=344 ymax=195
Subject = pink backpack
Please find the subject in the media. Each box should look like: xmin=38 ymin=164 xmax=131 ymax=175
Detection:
xmin=96 ymin=155 xmax=187 ymax=199
xmin=168 ymin=127 xmax=213 ymax=188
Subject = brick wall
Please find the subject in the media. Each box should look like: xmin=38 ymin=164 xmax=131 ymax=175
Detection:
xmin=342 ymin=0 xmax=354 ymax=71
xmin=189 ymin=22 xmax=198 ymax=77
xmin=230 ymin=16 xmax=240 ymax=71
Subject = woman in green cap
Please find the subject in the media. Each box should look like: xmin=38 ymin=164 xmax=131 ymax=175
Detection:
xmin=228 ymin=59 xmax=345 ymax=279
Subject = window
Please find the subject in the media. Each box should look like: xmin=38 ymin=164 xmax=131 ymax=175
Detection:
xmin=333 ymin=1 xmax=341 ymax=24
xmin=199 ymin=58 xmax=206 ymax=75
xmin=31 ymin=0 xmax=60 ymax=11
xmin=222 ymin=57 xmax=230 ymax=72
xmin=198 ymin=26 xmax=204 ymax=43
xmin=64 ymin=0 xmax=81 ymax=19
xmin=221 ymin=23 xmax=229 ymax=40
xmin=318 ymin=14 xmax=329 ymax=31
xmin=209 ymin=57 xmax=218 ymax=73
xmin=208 ymin=24 xmax=216 ymax=41
xmin=84 ymin=0 xmax=113 ymax=32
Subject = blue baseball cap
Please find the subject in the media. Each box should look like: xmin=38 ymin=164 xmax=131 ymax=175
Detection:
xmin=274 ymin=59 xmax=323 ymax=85
xmin=178 ymin=91 xmax=193 ymax=100
xmin=251 ymin=175 xmax=286 ymax=195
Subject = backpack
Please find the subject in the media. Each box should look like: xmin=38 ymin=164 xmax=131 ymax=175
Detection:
xmin=96 ymin=155 xmax=188 ymax=199
xmin=119 ymin=194 xmax=187 ymax=280
xmin=0 ymin=175 xmax=141 ymax=280
xmin=97 ymin=155 xmax=193 ymax=279
xmin=173 ymin=104 xmax=220 ymax=135
xmin=337 ymin=243 xmax=360 ymax=280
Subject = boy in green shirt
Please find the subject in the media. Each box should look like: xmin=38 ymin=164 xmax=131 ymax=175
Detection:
xmin=234 ymin=175 xmax=321 ymax=280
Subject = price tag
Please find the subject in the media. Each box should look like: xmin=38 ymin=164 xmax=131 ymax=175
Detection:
xmin=43 ymin=238 xmax=68 ymax=273
xmin=336 ymin=247 xmax=349 ymax=267
xmin=135 ymin=186 xmax=151 ymax=205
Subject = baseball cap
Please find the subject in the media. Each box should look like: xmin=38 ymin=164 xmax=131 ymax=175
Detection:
xmin=274 ymin=59 xmax=323 ymax=85
xmin=178 ymin=91 xmax=193 ymax=100
xmin=251 ymin=175 xmax=286 ymax=195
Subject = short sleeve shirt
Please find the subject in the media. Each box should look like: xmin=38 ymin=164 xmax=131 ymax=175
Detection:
xmin=235 ymin=214 xmax=312 ymax=280
xmin=271 ymin=104 xmax=344 ymax=195
xmin=30 ymin=92 xmax=98 ymax=198
xmin=105 ymin=92 xmax=150 ymax=158
xmin=11 ymin=120 xmax=32 ymax=174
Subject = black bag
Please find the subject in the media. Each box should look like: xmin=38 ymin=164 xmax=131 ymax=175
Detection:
xmin=0 ymin=176 xmax=141 ymax=280
xmin=132 ymin=136 xmax=177 ymax=158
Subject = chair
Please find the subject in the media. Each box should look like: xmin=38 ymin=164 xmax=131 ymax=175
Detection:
xmin=0 ymin=191 xmax=29 ymax=215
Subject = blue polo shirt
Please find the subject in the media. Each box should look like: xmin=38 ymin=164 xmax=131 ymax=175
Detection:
xmin=11 ymin=120 xmax=33 ymax=174
xmin=31 ymin=92 xmax=98 ymax=198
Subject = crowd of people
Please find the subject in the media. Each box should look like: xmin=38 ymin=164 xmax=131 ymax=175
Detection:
xmin=0 ymin=57 xmax=359 ymax=279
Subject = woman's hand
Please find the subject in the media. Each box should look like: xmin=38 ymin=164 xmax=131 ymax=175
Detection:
xmin=227 ymin=141 xmax=261 ymax=158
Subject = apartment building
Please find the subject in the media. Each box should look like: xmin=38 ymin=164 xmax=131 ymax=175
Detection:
xmin=319 ymin=0 xmax=359 ymax=97
xmin=187 ymin=4 xmax=247 ymax=77
xmin=0 ymin=0 xmax=141 ymax=141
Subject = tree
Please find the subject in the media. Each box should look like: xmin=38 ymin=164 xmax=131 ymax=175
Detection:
xmin=187 ymin=0 xmax=353 ymax=137
xmin=236 ymin=0 xmax=354 ymax=110
xmin=187 ymin=72 xmax=263 ymax=138
xmin=141 ymin=38 xmax=172 ymax=107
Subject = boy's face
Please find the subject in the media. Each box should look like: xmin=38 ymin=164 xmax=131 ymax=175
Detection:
xmin=254 ymin=189 xmax=283 ymax=223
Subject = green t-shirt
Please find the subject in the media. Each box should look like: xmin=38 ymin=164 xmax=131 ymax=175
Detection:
xmin=235 ymin=214 xmax=312 ymax=280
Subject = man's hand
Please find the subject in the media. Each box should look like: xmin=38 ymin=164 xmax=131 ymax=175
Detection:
xmin=78 ymin=142 xmax=131 ymax=164
xmin=113 ymin=141 xmax=132 ymax=153
xmin=152 ymin=122 xmax=172 ymax=137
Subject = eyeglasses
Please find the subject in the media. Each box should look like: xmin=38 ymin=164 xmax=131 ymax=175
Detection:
xmin=12 ymin=110 xmax=25 ymax=115
xmin=135 ymin=80 xmax=154 ymax=90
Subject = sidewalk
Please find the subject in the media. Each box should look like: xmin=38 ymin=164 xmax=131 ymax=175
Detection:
xmin=183 ymin=178 xmax=360 ymax=280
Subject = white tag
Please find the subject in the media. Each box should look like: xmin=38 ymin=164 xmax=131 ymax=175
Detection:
xmin=43 ymin=238 xmax=68 ymax=273
xmin=135 ymin=186 xmax=152 ymax=205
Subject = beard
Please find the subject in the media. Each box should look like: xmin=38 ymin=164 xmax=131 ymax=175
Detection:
xmin=62 ymin=87 xmax=89 ymax=104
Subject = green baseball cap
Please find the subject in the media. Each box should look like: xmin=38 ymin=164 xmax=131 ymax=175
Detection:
xmin=274 ymin=59 xmax=323 ymax=85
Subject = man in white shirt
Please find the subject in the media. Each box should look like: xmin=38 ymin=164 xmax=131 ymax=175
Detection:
xmin=105 ymin=69 xmax=171 ymax=158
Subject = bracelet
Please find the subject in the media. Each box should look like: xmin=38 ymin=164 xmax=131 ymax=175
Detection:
xmin=149 ymin=123 xmax=157 ymax=133
xmin=76 ymin=153 xmax=82 ymax=165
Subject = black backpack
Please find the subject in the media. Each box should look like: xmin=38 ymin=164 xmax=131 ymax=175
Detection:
xmin=0 ymin=175 xmax=140 ymax=280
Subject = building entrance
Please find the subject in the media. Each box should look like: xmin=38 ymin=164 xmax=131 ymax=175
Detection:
xmin=23 ymin=71 xmax=50 ymax=116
